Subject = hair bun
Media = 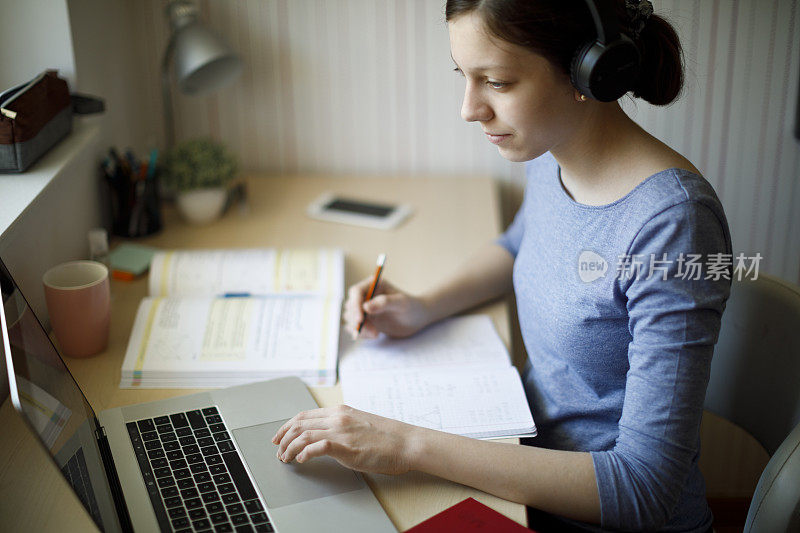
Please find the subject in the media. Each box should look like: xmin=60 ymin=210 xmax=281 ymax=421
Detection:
xmin=631 ymin=13 xmax=684 ymax=106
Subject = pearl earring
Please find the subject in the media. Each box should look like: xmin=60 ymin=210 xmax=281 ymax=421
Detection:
xmin=579 ymin=94 xmax=588 ymax=102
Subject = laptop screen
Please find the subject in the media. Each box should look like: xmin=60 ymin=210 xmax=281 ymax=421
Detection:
xmin=1 ymin=258 xmax=116 ymax=531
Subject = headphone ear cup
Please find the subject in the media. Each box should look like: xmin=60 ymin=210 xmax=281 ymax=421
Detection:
xmin=570 ymin=36 xmax=641 ymax=102
xmin=570 ymin=41 xmax=598 ymax=99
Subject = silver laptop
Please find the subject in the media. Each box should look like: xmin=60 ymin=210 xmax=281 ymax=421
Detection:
xmin=0 ymin=257 xmax=395 ymax=533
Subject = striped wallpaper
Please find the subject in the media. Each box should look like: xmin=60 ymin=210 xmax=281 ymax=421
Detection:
xmin=129 ymin=0 xmax=800 ymax=283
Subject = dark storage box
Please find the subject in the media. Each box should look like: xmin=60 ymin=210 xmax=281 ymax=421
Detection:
xmin=0 ymin=70 xmax=72 ymax=173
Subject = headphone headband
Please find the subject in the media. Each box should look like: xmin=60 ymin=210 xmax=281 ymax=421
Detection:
xmin=582 ymin=0 xmax=622 ymax=45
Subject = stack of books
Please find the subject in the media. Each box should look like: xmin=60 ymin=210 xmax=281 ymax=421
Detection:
xmin=120 ymin=248 xmax=343 ymax=388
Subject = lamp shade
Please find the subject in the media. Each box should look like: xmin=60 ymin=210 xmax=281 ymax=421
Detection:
xmin=172 ymin=24 xmax=242 ymax=95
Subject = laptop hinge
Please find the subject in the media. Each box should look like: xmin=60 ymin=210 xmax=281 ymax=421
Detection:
xmin=95 ymin=424 xmax=134 ymax=533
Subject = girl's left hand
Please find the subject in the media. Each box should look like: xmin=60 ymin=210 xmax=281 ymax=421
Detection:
xmin=271 ymin=405 xmax=420 ymax=475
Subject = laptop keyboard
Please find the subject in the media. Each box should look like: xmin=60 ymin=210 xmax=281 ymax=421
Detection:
xmin=126 ymin=406 xmax=274 ymax=532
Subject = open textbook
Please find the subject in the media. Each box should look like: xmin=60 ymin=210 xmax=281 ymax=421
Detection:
xmin=340 ymin=315 xmax=537 ymax=440
xmin=121 ymin=248 xmax=343 ymax=388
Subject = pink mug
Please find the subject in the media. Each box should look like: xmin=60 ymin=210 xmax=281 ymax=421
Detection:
xmin=42 ymin=260 xmax=110 ymax=358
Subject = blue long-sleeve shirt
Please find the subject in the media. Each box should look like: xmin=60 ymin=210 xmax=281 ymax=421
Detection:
xmin=497 ymin=153 xmax=731 ymax=532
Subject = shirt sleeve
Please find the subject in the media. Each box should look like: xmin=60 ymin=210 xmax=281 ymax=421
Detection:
xmin=496 ymin=202 xmax=525 ymax=257
xmin=591 ymin=200 xmax=732 ymax=531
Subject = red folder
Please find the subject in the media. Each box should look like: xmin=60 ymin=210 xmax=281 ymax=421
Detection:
xmin=406 ymin=497 xmax=534 ymax=532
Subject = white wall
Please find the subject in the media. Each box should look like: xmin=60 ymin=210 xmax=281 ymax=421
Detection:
xmin=66 ymin=0 xmax=150 ymax=152
xmin=0 ymin=0 xmax=76 ymax=89
xmin=127 ymin=0 xmax=800 ymax=284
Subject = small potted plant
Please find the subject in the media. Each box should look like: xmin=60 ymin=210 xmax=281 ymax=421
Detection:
xmin=160 ymin=137 xmax=238 ymax=224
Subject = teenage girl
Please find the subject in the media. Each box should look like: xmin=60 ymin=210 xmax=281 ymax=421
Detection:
xmin=273 ymin=1 xmax=731 ymax=531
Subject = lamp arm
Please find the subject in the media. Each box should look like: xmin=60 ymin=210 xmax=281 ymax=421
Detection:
xmin=161 ymin=34 xmax=178 ymax=149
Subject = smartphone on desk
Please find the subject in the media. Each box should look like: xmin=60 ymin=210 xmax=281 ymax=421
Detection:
xmin=307 ymin=193 xmax=413 ymax=229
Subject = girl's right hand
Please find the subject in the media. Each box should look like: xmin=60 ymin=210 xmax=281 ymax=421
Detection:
xmin=343 ymin=277 xmax=431 ymax=340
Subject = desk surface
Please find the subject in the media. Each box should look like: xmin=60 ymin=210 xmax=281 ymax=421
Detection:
xmin=0 ymin=174 xmax=525 ymax=531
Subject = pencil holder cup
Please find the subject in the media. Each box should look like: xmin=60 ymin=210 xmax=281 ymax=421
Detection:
xmin=106 ymin=169 xmax=163 ymax=238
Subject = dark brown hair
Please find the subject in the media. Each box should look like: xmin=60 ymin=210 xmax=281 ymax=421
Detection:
xmin=445 ymin=0 xmax=684 ymax=106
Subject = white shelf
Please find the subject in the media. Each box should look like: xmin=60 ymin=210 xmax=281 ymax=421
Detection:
xmin=0 ymin=118 xmax=101 ymax=239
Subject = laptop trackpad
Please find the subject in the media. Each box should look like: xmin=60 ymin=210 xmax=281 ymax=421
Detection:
xmin=233 ymin=420 xmax=363 ymax=509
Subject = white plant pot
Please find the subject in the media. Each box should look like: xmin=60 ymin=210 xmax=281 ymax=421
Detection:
xmin=176 ymin=188 xmax=227 ymax=225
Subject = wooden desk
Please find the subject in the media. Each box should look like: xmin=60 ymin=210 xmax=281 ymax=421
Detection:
xmin=0 ymin=175 xmax=525 ymax=531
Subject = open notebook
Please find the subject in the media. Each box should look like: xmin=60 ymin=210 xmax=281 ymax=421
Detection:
xmin=340 ymin=315 xmax=537 ymax=439
xmin=121 ymin=248 xmax=343 ymax=388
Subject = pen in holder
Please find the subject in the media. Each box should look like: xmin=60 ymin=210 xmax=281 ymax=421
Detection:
xmin=102 ymin=148 xmax=162 ymax=238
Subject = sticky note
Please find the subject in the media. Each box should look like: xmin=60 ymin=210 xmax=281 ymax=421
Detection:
xmin=109 ymin=243 xmax=158 ymax=277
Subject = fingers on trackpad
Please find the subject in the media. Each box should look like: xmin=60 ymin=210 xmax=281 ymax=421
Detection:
xmin=232 ymin=420 xmax=364 ymax=509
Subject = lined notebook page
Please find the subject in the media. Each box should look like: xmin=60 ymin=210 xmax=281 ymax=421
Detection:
xmin=339 ymin=314 xmax=511 ymax=373
xmin=339 ymin=315 xmax=537 ymax=439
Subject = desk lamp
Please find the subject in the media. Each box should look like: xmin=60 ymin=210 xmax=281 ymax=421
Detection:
xmin=161 ymin=0 xmax=242 ymax=148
